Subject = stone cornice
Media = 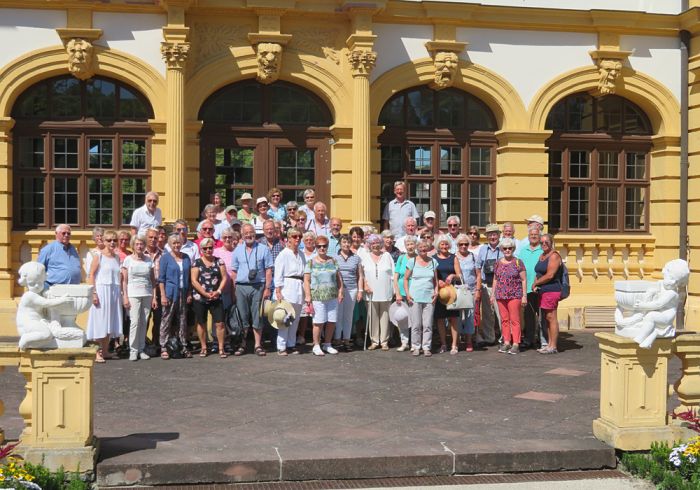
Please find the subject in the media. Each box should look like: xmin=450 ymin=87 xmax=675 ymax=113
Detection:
xmin=424 ymin=40 xmax=467 ymax=55
xmin=55 ymin=28 xmax=102 ymax=43
xmin=248 ymin=33 xmax=292 ymax=45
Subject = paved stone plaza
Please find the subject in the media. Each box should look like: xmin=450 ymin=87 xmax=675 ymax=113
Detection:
xmin=2 ymin=330 xmax=679 ymax=486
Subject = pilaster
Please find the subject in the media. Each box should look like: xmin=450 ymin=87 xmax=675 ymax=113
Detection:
xmin=0 ymin=118 xmax=14 ymax=301
xmin=686 ymin=29 xmax=700 ymax=328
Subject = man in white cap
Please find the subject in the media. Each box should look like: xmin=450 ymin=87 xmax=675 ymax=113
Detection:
xmin=382 ymin=181 xmax=419 ymax=238
xmin=517 ymin=214 xmax=545 ymax=251
xmin=420 ymin=210 xmax=438 ymax=236
xmin=475 ymin=223 xmax=502 ymax=346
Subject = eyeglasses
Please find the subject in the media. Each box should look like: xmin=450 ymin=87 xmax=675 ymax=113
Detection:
xmin=60 ymin=232 xmax=71 ymax=236
xmin=222 ymin=236 xmax=233 ymax=240
xmin=502 ymin=247 xmax=514 ymax=251
xmin=147 ymin=199 xmax=158 ymax=203
xmin=290 ymin=235 xmax=302 ymax=239
xmin=468 ymin=232 xmax=478 ymax=236
xmin=271 ymin=194 xmax=281 ymax=198
xmin=316 ymin=244 xmax=328 ymax=249
xmin=202 ymin=227 xmax=214 ymax=231
xmin=105 ymin=239 xmax=117 ymax=243
xmin=448 ymin=224 xmax=458 ymax=228
xmin=458 ymin=243 xmax=469 ymax=247
xmin=201 ymin=246 xmax=213 ymax=251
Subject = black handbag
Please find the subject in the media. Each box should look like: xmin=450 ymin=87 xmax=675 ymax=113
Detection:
xmin=165 ymin=337 xmax=185 ymax=359
xmin=226 ymin=304 xmax=244 ymax=342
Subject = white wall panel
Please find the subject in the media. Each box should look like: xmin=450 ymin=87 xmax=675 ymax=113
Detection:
xmin=371 ymin=23 xmax=432 ymax=82
xmin=620 ymin=35 xmax=681 ymax=103
xmin=93 ymin=12 xmax=166 ymax=77
xmin=400 ymin=0 xmax=680 ymax=15
xmin=0 ymin=9 xmax=64 ymax=72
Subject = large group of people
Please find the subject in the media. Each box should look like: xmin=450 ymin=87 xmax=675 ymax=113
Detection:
xmin=36 ymin=182 xmax=566 ymax=362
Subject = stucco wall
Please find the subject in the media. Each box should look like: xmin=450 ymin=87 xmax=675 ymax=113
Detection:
xmin=621 ymin=35 xmax=682 ymax=103
xmin=0 ymin=8 xmax=64 ymax=71
xmin=402 ymin=0 xmax=681 ymax=14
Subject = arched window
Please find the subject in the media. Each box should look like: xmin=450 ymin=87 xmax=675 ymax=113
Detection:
xmin=545 ymin=93 xmax=652 ymax=232
xmin=198 ymin=81 xmax=332 ymax=207
xmin=378 ymin=86 xmax=497 ymax=227
xmin=12 ymin=75 xmax=153 ymax=229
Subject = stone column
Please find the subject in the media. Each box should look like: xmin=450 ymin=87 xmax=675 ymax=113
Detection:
xmin=673 ymin=333 xmax=700 ymax=412
xmin=347 ymin=47 xmax=376 ymax=227
xmin=161 ymin=41 xmax=190 ymax=222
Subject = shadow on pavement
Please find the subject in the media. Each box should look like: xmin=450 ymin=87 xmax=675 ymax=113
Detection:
xmin=98 ymin=432 xmax=180 ymax=460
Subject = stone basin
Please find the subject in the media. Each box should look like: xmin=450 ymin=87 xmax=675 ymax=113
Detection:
xmin=614 ymin=280 xmax=655 ymax=310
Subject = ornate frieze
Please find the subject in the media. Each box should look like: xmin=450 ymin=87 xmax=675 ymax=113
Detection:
xmin=161 ymin=42 xmax=191 ymax=69
xmin=190 ymin=22 xmax=250 ymax=70
xmin=347 ymin=49 xmax=376 ymax=77
xmin=287 ymin=27 xmax=344 ymax=64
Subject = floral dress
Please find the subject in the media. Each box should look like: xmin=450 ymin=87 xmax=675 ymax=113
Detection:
xmin=192 ymin=258 xmax=224 ymax=303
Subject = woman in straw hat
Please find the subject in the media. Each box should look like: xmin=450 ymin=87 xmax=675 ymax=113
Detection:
xmin=274 ymin=227 xmax=306 ymax=355
xmin=237 ymin=192 xmax=257 ymax=225
xmin=404 ymin=238 xmax=438 ymax=356
xmin=304 ymin=234 xmax=344 ymax=356
xmin=434 ymin=234 xmax=464 ymax=355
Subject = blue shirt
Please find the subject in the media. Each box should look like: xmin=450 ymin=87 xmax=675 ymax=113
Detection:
xmin=230 ymin=242 xmax=273 ymax=284
xmin=328 ymin=234 xmax=341 ymax=257
xmin=37 ymin=241 xmax=82 ymax=288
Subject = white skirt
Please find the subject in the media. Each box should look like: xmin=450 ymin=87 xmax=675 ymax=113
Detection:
xmin=87 ymin=284 xmax=123 ymax=340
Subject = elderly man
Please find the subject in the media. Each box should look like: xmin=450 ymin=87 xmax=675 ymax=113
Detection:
xmin=224 ymin=205 xmax=242 ymax=231
xmin=395 ymin=217 xmax=419 ymax=253
xmin=382 ymin=181 xmax=419 ymax=238
xmin=518 ymin=214 xmax=544 ymax=251
xmin=475 ymin=223 xmax=503 ymax=346
xmin=37 ymin=224 xmax=82 ymax=288
xmin=130 ymin=191 xmax=162 ymax=236
xmin=420 ymin=210 xmax=438 ymax=235
xmin=328 ymin=217 xmax=343 ymax=256
xmin=306 ymin=201 xmax=330 ymax=237
xmin=230 ymin=223 xmax=273 ymax=356
xmin=167 ymin=219 xmax=200 ymax=262
xmin=195 ymin=219 xmax=223 ymax=250
xmin=444 ymin=215 xmax=462 ymax=253
xmin=144 ymin=227 xmax=164 ymax=346
xmin=516 ymin=224 xmax=544 ymax=350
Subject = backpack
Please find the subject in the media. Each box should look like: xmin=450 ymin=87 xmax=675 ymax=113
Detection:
xmin=225 ymin=304 xmax=244 ymax=342
xmin=165 ymin=337 xmax=185 ymax=359
xmin=559 ymin=260 xmax=571 ymax=300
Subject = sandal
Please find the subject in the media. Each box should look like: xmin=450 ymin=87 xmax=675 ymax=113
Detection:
xmin=439 ymin=345 xmax=447 ymax=354
xmin=539 ymin=348 xmax=559 ymax=355
xmin=277 ymin=350 xmax=288 ymax=356
xmin=95 ymin=351 xmax=106 ymax=363
xmin=254 ymin=346 xmax=267 ymax=357
xmin=234 ymin=346 xmax=245 ymax=356
xmin=183 ymin=350 xmax=193 ymax=359
xmin=450 ymin=347 xmax=458 ymax=355
xmin=466 ymin=343 xmax=474 ymax=352
xmin=160 ymin=351 xmax=170 ymax=360
xmin=219 ymin=352 xmax=228 ymax=359
xmin=199 ymin=348 xmax=208 ymax=358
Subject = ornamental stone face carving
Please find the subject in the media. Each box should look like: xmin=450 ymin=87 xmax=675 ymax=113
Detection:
xmin=66 ymin=38 xmax=94 ymax=80
xmin=347 ymin=49 xmax=376 ymax=76
xmin=256 ymin=42 xmax=283 ymax=84
xmin=433 ymin=51 xmax=459 ymax=89
xmin=597 ymin=58 xmax=623 ymax=95
xmin=161 ymin=42 xmax=191 ymax=69
xmin=614 ymin=259 xmax=690 ymax=349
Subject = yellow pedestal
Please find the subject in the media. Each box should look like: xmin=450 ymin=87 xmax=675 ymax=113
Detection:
xmin=17 ymin=347 xmax=97 ymax=473
xmin=592 ymin=332 xmax=676 ymax=450
xmin=673 ymin=333 xmax=700 ymax=412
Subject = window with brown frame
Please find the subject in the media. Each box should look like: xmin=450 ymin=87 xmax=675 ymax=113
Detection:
xmin=545 ymin=93 xmax=652 ymax=233
xmin=378 ymin=86 xmax=497 ymax=228
xmin=12 ymin=75 xmax=153 ymax=230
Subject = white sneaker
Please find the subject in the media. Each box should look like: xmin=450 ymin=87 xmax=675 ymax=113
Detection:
xmin=139 ymin=352 xmax=150 ymax=360
xmin=323 ymin=344 xmax=338 ymax=355
xmin=129 ymin=352 xmax=138 ymax=361
xmin=397 ymin=344 xmax=409 ymax=352
xmin=312 ymin=344 xmax=325 ymax=356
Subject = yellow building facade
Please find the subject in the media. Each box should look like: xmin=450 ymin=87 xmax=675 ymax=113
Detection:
xmin=0 ymin=0 xmax=698 ymax=336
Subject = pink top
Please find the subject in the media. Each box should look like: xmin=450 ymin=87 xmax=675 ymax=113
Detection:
xmin=213 ymin=246 xmax=234 ymax=295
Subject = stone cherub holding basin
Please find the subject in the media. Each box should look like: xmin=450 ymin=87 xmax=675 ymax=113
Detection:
xmin=614 ymin=259 xmax=690 ymax=349
xmin=16 ymin=261 xmax=91 ymax=349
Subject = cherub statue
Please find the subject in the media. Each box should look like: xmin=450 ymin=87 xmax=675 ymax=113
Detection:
xmin=256 ymin=42 xmax=282 ymax=84
xmin=615 ymin=259 xmax=690 ymax=349
xmin=16 ymin=262 xmax=83 ymax=349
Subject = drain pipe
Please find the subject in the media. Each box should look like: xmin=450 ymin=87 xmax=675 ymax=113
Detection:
xmin=678 ymin=16 xmax=690 ymax=330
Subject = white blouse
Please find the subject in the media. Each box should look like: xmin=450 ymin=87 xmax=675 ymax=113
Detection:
xmin=362 ymin=252 xmax=395 ymax=302
xmin=274 ymin=247 xmax=306 ymax=305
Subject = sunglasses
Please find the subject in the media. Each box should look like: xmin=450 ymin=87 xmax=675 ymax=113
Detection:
xmin=202 ymin=227 xmax=214 ymax=231
xmin=502 ymin=247 xmax=514 ymax=251
xmin=105 ymin=238 xmax=117 ymax=243
xmin=468 ymin=232 xmax=478 ymax=236
xmin=271 ymin=194 xmax=281 ymax=198
xmin=222 ymin=236 xmax=233 ymax=239
xmin=316 ymin=244 xmax=328 ymax=249
xmin=60 ymin=231 xmax=71 ymax=236
xmin=458 ymin=243 xmax=469 ymax=247
xmin=176 ymin=228 xmax=187 ymax=232
xmin=201 ymin=246 xmax=213 ymax=251
xmin=147 ymin=199 xmax=158 ymax=203
xmin=448 ymin=224 xmax=458 ymax=228
xmin=290 ymin=235 xmax=302 ymax=239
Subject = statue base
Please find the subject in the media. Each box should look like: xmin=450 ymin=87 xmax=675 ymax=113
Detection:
xmin=21 ymin=438 xmax=98 ymax=474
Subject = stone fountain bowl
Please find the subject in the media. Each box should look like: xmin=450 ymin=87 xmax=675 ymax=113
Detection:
xmin=45 ymin=284 xmax=94 ymax=315
xmin=614 ymin=280 xmax=656 ymax=310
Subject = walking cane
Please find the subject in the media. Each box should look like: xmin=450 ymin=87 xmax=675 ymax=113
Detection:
xmin=364 ymin=292 xmax=372 ymax=351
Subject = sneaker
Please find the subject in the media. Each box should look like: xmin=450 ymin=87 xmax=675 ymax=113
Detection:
xmin=296 ymin=336 xmax=306 ymax=346
xmin=139 ymin=352 xmax=150 ymax=360
xmin=424 ymin=350 xmax=432 ymax=357
xmin=367 ymin=343 xmax=379 ymax=351
xmin=397 ymin=344 xmax=409 ymax=352
xmin=323 ymin=344 xmax=338 ymax=355
xmin=509 ymin=344 xmax=520 ymax=355
xmin=312 ymin=344 xmax=325 ymax=356
xmin=381 ymin=344 xmax=390 ymax=351
xmin=498 ymin=344 xmax=511 ymax=354
xmin=129 ymin=352 xmax=138 ymax=361
xmin=412 ymin=349 xmax=421 ymax=357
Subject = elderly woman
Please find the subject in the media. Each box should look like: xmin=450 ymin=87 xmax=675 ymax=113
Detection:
xmin=393 ymin=235 xmax=417 ymax=351
xmin=296 ymin=230 xmax=316 ymax=344
xmin=237 ymin=192 xmax=256 ymax=224
xmin=434 ymin=234 xmax=464 ymax=354
xmin=492 ymin=237 xmax=527 ymax=355
xmin=334 ymin=234 xmax=364 ymax=351
xmin=274 ymin=228 xmax=305 ymax=355
xmin=419 ymin=230 xmax=437 ymax=256
xmin=532 ymin=233 xmax=563 ymax=354
xmin=298 ymin=188 xmax=316 ymax=217
xmin=304 ymin=234 xmax=344 ymax=356
xmin=285 ymin=201 xmax=300 ymax=229
xmin=158 ymin=233 xmax=193 ymax=359
xmin=198 ymin=204 xmax=227 ymax=239
xmin=404 ymin=238 xmax=438 ymax=356
xmin=252 ymin=197 xmax=273 ymax=237
xmin=455 ymin=233 xmax=480 ymax=352
xmin=84 ymin=226 xmax=105 ymax=274
xmin=121 ymin=234 xmax=157 ymax=361
xmin=87 ymin=230 xmax=123 ymax=363
xmin=467 ymin=225 xmax=483 ymax=255
xmin=381 ymin=230 xmax=401 ymax=262
xmin=296 ymin=211 xmax=309 ymax=246
xmin=117 ymin=230 xmax=132 ymax=262
xmin=191 ymin=237 xmax=228 ymax=358
xmin=362 ymin=234 xmax=395 ymax=350
xmin=267 ymin=187 xmax=287 ymax=221
xmin=348 ymin=226 xmax=368 ymax=344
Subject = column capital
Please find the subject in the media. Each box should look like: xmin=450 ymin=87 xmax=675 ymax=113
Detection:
xmin=347 ymin=49 xmax=377 ymax=77
xmin=161 ymin=41 xmax=190 ymax=69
